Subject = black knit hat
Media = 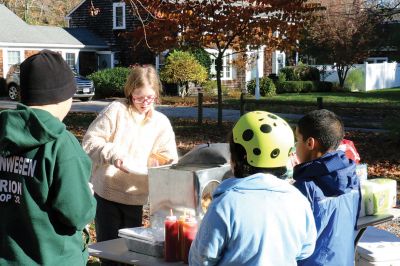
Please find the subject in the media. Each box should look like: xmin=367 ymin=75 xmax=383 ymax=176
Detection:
xmin=20 ymin=50 xmax=76 ymax=105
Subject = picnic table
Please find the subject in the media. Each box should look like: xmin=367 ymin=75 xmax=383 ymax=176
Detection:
xmin=89 ymin=238 xmax=182 ymax=266
xmin=355 ymin=207 xmax=400 ymax=246
xmin=88 ymin=207 xmax=400 ymax=266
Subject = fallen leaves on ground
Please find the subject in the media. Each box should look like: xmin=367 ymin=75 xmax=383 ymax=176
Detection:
xmin=345 ymin=131 xmax=400 ymax=181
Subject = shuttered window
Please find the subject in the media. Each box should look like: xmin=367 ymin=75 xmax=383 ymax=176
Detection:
xmin=113 ymin=2 xmax=126 ymax=30
xmin=208 ymin=51 xmax=233 ymax=80
xmin=66 ymin=53 xmax=76 ymax=70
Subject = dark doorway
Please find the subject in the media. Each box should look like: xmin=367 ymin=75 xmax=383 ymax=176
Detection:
xmin=79 ymin=52 xmax=97 ymax=76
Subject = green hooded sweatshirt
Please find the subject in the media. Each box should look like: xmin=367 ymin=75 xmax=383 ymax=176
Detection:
xmin=0 ymin=104 xmax=96 ymax=266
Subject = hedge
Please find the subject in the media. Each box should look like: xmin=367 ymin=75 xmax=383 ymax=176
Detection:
xmin=276 ymin=81 xmax=333 ymax=93
xmin=247 ymin=77 xmax=276 ymax=96
xmin=279 ymin=65 xmax=320 ymax=81
xmin=88 ymin=67 xmax=131 ymax=98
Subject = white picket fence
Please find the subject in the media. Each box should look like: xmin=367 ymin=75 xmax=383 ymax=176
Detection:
xmin=313 ymin=62 xmax=400 ymax=91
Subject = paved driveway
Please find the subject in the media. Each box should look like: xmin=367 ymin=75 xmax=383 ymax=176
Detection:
xmin=0 ymin=98 xmax=110 ymax=113
xmin=0 ymin=98 xmax=383 ymax=132
xmin=0 ymin=98 xmax=243 ymax=121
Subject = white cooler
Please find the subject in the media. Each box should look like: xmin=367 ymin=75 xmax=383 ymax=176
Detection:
xmin=355 ymin=226 xmax=400 ymax=266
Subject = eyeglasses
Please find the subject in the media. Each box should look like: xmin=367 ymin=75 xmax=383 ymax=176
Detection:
xmin=131 ymin=95 xmax=157 ymax=104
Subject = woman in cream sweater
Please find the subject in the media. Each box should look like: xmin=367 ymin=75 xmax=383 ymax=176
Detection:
xmin=82 ymin=65 xmax=178 ymax=250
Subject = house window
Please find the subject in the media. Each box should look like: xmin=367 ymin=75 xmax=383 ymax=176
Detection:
xmin=209 ymin=51 xmax=233 ymax=80
xmin=156 ymin=51 xmax=169 ymax=71
xmin=277 ymin=53 xmax=285 ymax=73
xmin=7 ymin=51 xmax=21 ymax=68
xmin=113 ymin=2 xmax=126 ymax=30
xmin=65 ymin=53 xmax=76 ymax=70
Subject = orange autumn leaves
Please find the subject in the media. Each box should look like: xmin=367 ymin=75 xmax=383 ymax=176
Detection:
xmin=127 ymin=0 xmax=323 ymax=53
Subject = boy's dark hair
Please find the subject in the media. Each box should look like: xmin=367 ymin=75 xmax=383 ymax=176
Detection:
xmin=297 ymin=109 xmax=344 ymax=153
xmin=228 ymin=133 xmax=286 ymax=178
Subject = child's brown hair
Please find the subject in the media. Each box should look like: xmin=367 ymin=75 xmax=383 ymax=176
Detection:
xmin=124 ymin=65 xmax=162 ymax=105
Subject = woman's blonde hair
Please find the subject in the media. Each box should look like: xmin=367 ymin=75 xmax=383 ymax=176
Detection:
xmin=124 ymin=65 xmax=162 ymax=105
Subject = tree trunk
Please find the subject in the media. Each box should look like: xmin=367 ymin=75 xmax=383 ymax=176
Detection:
xmin=337 ymin=65 xmax=351 ymax=89
xmin=215 ymin=54 xmax=223 ymax=127
xmin=23 ymin=0 xmax=29 ymax=22
xmin=337 ymin=66 xmax=345 ymax=88
xmin=183 ymin=82 xmax=189 ymax=98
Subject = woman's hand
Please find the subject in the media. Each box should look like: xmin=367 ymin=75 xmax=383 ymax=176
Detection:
xmin=114 ymin=159 xmax=129 ymax=173
xmin=148 ymin=157 xmax=160 ymax=167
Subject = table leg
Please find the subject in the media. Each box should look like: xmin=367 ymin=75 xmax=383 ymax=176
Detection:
xmin=354 ymin=227 xmax=367 ymax=247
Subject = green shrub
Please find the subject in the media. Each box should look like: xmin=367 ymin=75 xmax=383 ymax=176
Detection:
xmin=88 ymin=67 xmax=131 ymax=98
xmin=279 ymin=65 xmax=320 ymax=81
xmin=160 ymin=50 xmax=208 ymax=97
xmin=279 ymin=67 xmax=297 ymax=81
xmin=201 ymin=80 xmax=228 ymax=96
xmin=344 ymin=69 xmax=364 ymax=91
xmin=189 ymin=48 xmax=212 ymax=78
xmin=276 ymin=81 xmax=303 ymax=93
xmin=202 ymin=80 xmax=217 ymax=95
xmin=172 ymin=46 xmax=212 ymax=78
xmin=295 ymin=65 xmax=320 ymax=81
xmin=247 ymin=77 xmax=276 ymax=96
xmin=301 ymin=81 xmax=314 ymax=92
xmin=227 ymin=88 xmax=242 ymax=98
xmin=278 ymin=72 xmax=286 ymax=83
xmin=318 ymin=81 xmax=334 ymax=92
xmin=276 ymin=81 xmax=333 ymax=93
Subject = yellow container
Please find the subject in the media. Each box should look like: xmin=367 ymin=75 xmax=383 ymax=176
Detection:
xmin=361 ymin=178 xmax=397 ymax=215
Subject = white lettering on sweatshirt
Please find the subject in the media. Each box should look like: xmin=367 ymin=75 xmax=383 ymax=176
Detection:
xmin=0 ymin=156 xmax=37 ymax=178
xmin=0 ymin=179 xmax=22 ymax=204
xmin=0 ymin=179 xmax=22 ymax=195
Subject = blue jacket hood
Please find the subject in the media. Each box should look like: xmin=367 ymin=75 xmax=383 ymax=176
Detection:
xmin=293 ymin=151 xmax=358 ymax=196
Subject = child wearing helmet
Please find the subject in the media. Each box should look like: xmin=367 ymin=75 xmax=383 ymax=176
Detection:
xmin=293 ymin=109 xmax=360 ymax=266
xmin=189 ymin=111 xmax=317 ymax=265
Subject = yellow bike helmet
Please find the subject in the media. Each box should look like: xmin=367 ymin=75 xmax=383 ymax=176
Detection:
xmin=232 ymin=111 xmax=294 ymax=168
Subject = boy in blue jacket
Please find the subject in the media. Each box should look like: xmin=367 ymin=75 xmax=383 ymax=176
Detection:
xmin=293 ymin=109 xmax=360 ymax=266
xmin=189 ymin=111 xmax=317 ymax=266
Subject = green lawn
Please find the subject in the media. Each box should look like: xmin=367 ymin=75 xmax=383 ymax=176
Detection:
xmin=162 ymin=88 xmax=400 ymax=130
xmin=162 ymin=88 xmax=400 ymax=108
xmin=230 ymin=88 xmax=400 ymax=107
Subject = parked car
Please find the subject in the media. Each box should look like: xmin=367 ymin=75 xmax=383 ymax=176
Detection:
xmin=5 ymin=64 xmax=95 ymax=101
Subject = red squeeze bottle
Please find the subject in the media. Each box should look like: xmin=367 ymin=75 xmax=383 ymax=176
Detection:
xmin=164 ymin=210 xmax=179 ymax=262
xmin=182 ymin=216 xmax=198 ymax=264
xmin=178 ymin=211 xmax=188 ymax=260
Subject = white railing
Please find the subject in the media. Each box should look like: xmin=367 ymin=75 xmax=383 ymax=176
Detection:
xmin=313 ymin=62 xmax=400 ymax=91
